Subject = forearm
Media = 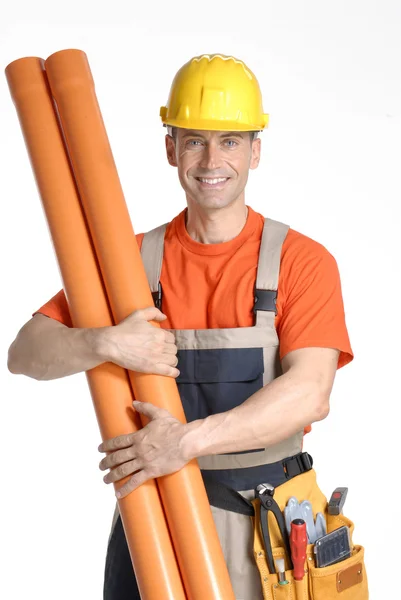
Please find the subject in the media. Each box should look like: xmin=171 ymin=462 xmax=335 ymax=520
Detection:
xmin=8 ymin=316 xmax=110 ymax=380
xmin=183 ymin=370 xmax=329 ymax=459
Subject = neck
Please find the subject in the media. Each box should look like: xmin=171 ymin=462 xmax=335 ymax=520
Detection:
xmin=185 ymin=202 xmax=249 ymax=244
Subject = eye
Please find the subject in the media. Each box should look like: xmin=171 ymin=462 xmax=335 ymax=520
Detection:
xmin=224 ymin=139 xmax=239 ymax=147
xmin=187 ymin=139 xmax=203 ymax=147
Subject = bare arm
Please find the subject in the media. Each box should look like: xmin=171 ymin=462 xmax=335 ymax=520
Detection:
xmin=7 ymin=307 xmax=179 ymax=381
xmin=7 ymin=314 xmax=107 ymax=380
xmin=96 ymin=347 xmax=340 ymax=498
xmin=183 ymin=347 xmax=339 ymax=457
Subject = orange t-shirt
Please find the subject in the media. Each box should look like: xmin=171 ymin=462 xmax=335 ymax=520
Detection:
xmin=35 ymin=205 xmax=353 ymax=370
xmin=35 ymin=207 xmax=353 ymax=435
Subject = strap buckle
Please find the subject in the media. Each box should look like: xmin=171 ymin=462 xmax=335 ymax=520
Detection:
xmin=253 ymin=288 xmax=278 ymax=315
xmin=283 ymin=452 xmax=313 ymax=479
xmin=151 ymin=282 xmax=162 ymax=310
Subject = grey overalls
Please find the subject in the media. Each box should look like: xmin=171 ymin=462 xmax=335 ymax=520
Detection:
xmin=104 ymin=217 xmax=307 ymax=600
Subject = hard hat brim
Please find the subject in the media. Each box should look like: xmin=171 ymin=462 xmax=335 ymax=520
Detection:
xmin=161 ymin=116 xmax=268 ymax=132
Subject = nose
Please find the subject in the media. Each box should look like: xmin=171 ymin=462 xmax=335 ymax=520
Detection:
xmin=199 ymin=141 xmax=221 ymax=171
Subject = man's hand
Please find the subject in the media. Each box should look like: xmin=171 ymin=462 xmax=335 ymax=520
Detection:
xmin=98 ymin=401 xmax=192 ymax=499
xmin=97 ymin=307 xmax=180 ymax=378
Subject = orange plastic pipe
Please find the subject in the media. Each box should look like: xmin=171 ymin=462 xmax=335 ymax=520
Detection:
xmin=45 ymin=49 xmax=235 ymax=600
xmin=5 ymin=56 xmax=186 ymax=600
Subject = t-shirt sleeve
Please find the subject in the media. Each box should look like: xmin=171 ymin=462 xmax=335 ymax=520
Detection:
xmin=277 ymin=231 xmax=353 ymax=369
xmin=33 ymin=289 xmax=73 ymax=326
xmin=33 ymin=233 xmax=145 ymax=327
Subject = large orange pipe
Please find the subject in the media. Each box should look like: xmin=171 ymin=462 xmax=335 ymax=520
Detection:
xmin=5 ymin=57 xmax=186 ymax=600
xmin=44 ymin=49 xmax=235 ymax=600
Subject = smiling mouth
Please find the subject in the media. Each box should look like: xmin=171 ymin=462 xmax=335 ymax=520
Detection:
xmin=195 ymin=177 xmax=229 ymax=187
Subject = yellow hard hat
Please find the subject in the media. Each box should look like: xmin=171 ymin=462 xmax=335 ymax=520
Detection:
xmin=160 ymin=54 xmax=269 ymax=132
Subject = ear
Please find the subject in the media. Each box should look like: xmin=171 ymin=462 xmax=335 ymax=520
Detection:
xmin=250 ymin=137 xmax=261 ymax=170
xmin=165 ymin=134 xmax=178 ymax=167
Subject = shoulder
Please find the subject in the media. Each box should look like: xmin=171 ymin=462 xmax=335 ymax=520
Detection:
xmin=282 ymin=227 xmax=335 ymax=262
xmin=254 ymin=210 xmax=333 ymax=262
xmin=137 ymin=211 xmax=182 ymax=250
xmin=136 ymin=221 xmax=172 ymax=252
xmin=247 ymin=210 xmax=339 ymax=283
xmin=278 ymin=226 xmax=341 ymax=302
xmin=281 ymin=227 xmax=338 ymax=277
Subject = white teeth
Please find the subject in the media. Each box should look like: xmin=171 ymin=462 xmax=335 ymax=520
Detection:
xmin=198 ymin=178 xmax=227 ymax=184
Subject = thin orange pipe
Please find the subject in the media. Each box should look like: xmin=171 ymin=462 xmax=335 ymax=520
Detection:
xmin=44 ymin=49 xmax=235 ymax=600
xmin=5 ymin=56 xmax=186 ymax=600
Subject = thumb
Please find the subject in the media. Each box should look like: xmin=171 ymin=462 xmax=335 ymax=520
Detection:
xmin=138 ymin=306 xmax=167 ymax=322
xmin=133 ymin=401 xmax=170 ymax=420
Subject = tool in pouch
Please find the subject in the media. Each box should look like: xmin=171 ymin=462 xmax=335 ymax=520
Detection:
xmin=255 ymin=483 xmax=368 ymax=599
xmin=290 ymin=519 xmax=308 ymax=600
xmin=314 ymin=487 xmax=351 ymax=568
xmin=328 ymin=486 xmax=348 ymax=516
xmin=284 ymin=496 xmax=326 ymax=543
xmin=255 ymin=483 xmax=308 ymax=600
xmin=283 ymin=487 xmax=352 ymax=570
xmin=256 ymin=483 xmax=293 ymax=574
xmin=204 ymin=467 xmax=368 ymax=597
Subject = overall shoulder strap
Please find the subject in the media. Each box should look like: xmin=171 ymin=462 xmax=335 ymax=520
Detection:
xmin=140 ymin=223 xmax=168 ymax=294
xmin=254 ymin=218 xmax=289 ymax=326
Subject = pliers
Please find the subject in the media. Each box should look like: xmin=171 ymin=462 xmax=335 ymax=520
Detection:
xmin=256 ymin=483 xmax=294 ymax=575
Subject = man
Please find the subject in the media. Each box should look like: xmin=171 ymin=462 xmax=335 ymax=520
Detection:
xmin=8 ymin=54 xmax=355 ymax=599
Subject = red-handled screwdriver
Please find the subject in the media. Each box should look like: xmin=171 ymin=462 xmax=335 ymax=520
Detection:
xmin=290 ymin=518 xmax=307 ymax=600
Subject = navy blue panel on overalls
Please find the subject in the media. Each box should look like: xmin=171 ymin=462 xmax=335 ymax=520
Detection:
xmin=176 ymin=347 xmax=264 ymax=421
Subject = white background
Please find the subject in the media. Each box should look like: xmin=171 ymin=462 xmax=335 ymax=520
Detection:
xmin=1 ymin=1 xmax=400 ymax=598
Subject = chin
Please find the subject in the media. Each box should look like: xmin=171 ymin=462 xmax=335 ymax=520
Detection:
xmin=197 ymin=198 xmax=233 ymax=210
xmin=191 ymin=192 xmax=236 ymax=207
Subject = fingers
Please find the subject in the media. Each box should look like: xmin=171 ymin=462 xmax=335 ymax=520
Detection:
xmin=139 ymin=359 xmax=180 ymax=378
xmin=135 ymin=306 xmax=167 ymax=322
xmin=103 ymin=458 xmax=141 ymax=484
xmin=154 ymin=364 xmax=180 ymax=378
xmin=116 ymin=470 xmax=149 ymax=499
xmin=98 ymin=433 xmax=135 ymax=454
xmin=153 ymin=325 xmax=175 ymax=345
xmin=163 ymin=342 xmax=178 ymax=354
xmin=99 ymin=446 xmax=135 ymax=471
xmin=159 ymin=351 xmax=179 ymax=366
xmin=133 ymin=309 xmax=176 ymax=344
xmin=125 ymin=307 xmax=176 ymax=344
xmin=147 ymin=347 xmax=180 ymax=377
xmin=116 ymin=306 xmax=178 ymax=375
xmin=164 ymin=330 xmax=176 ymax=344
xmin=133 ymin=401 xmax=171 ymax=420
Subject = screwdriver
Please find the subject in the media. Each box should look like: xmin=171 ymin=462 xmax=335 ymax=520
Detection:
xmin=290 ymin=519 xmax=308 ymax=600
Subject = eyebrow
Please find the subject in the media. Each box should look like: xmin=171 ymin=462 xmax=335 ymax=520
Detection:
xmin=220 ymin=132 xmax=244 ymax=139
xmin=181 ymin=131 xmax=244 ymax=140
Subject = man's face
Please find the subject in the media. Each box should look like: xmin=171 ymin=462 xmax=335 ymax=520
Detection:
xmin=165 ymin=129 xmax=261 ymax=211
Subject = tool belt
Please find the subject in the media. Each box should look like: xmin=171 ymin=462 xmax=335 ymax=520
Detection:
xmin=202 ymin=452 xmax=314 ymax=516
xmin=202 ymin=453 xmax=369 ymax=599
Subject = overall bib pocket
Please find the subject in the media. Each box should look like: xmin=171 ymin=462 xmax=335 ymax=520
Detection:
xmin=176 ymin=346 xmax=264 ymax=421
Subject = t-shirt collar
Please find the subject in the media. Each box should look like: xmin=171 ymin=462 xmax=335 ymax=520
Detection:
xmin=174 ymin=205 xmax=258 ymax=256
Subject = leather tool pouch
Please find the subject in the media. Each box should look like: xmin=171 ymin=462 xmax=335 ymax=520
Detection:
xmin=251 ymin=498 xmax=369 ymax=599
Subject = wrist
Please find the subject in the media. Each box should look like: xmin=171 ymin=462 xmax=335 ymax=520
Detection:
xmin=87 ymin=325 xmax=114 ymax=363
xmin=180 ymin=418 xmax=208 ymax=461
